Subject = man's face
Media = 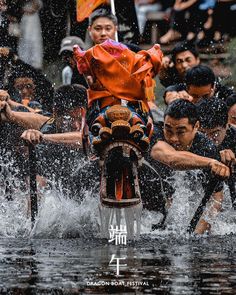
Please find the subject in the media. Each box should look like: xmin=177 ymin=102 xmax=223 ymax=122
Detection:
xmin=187 ymin=84 xmax=215 ymax=104
xmin=164 ymin=116 xmax=198 ymax=151
xmin=14 ymin=77 xmax=35 ymax=100
xmin=174 ymin=50 xmax=200 ymax=77
xmin=228 ymin=104 xmax=236 ymax=127
xmin=55 ymin=107 xmax=84 ymax=132
xmin=88 ymin=17 xmax=117 ymax=44
xmin=201 ymin=126 xmax=227 ymax=146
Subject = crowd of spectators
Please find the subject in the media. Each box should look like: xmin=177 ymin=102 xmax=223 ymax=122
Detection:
xmin=136 ymin=0 xmax=236 ymax=47
xmin=1 ymin=0 xmax=236 ymax=71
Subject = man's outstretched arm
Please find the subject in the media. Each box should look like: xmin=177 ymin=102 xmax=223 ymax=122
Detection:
xmin=21 ymin=129 xmax=83 ymax=148
xmin=0 ymin=101 xmax=49 ymax=130
xmin=151 ymin=140 xmax=230 ymax=177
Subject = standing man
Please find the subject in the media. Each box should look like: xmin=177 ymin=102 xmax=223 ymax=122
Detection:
xmin=88 ymin=8 xmax=118 ymax=45
xmin=87 ymin=8 xmax=141 ymax=52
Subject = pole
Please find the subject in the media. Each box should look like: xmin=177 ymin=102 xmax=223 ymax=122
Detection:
xmin=110 ymin=0 xmax=127 ymax=106
xmin=28 ymin=144 xmax=38 ymax=226
xmin=187 ymin=177 xmax=220 ymax=234
xmin=110 ymin=0 xmax=118 ymax=42
xmin=228 ymin=176 xmax=236 ymax=209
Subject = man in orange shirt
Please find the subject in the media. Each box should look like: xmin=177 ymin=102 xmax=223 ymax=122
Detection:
xmin=73 ymin=38 xmax=163 ymax=151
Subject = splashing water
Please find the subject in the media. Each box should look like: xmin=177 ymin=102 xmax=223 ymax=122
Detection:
xmin=31 ymin=187 xmax=100 ymax=239
xmin=1 ymin=151 xmax=236 ymax=240
xmin=99 ymin=202 xmax=143 ymax=241
xmin=0 ymin=151 xmax=31 ymax=237
xmin=164 ymin=171 xmax=200 ymax=235
xmin=162 ymin=171 xmax=236 ymax=237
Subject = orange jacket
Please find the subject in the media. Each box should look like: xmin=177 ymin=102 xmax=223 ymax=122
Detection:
xmin=73 ymin=39 xmax=163 ymax=110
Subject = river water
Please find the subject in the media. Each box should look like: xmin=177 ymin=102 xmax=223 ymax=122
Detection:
xmin=1 ymin=157 xmax=236 ymax=294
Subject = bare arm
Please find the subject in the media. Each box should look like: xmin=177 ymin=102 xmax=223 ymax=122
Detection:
xmin=174 ymin=0 xmax=198 ymax=10
xmin=164 ymin=90 xmax=193 ymax=105
xmin=0 ymin=90 xmax=42 ymax=113
xmin=8 ymin=99 xmax=39 ymax=113
xmin=21 ymin=129 xmax=83 ymax=149
xmin=10 ymin=111 xmax=49 ymax=130
xmin=43 ymin=132 xmax=82 ymax=147
xmin=195 ymin=190 xmax=224 ymax=234
xmin=151 ymin=140 xmax=211 ymax=169
xmin=151 ymin=140 xmax=230 ymax=177
xmin=0 ymin=101 xmax=49 ymax=130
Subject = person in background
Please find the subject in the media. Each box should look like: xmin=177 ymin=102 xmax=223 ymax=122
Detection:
xmin=18 ymin=0 xmax=43 ymax=69
xmin=159 ymin=0 xmax=215 ymax=44
xmin=212 ymin=0 xmax=236 ymax=43
xmin=7 ymin=68 xmax=50 ymax=113
xmin=164 ymin=65 xmax=235 ymax=105
xmin=194 ymin=0 xmax=216 ymax=47
xmin=159 ymin=0 xmax=198 ymax=44
xmin=159 ymin=41 xmax=200 ymax=87
xmin=135 ymin=0 xmax=162 ymax=35
xmin=59 ymin=36 xmax=87 ymax=88
xmin=0 ymin=47 xmax=54 ymax=112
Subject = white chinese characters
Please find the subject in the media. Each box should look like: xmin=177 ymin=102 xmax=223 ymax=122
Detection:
xmin=108 ymin=225 xmax=127 ymax=245
xmin=109 ymin=254 xmax=127 ymax=276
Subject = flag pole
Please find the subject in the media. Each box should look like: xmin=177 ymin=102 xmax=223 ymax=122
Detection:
xmin=110 ymin=0 xmax=126 ymax=106
xmin=110 ymin=0 xmax=118 ymax=42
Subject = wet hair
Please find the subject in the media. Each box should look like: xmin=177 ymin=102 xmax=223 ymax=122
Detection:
xmin=171 ymin=41 xmax=199 ymax=64
xmin=8 ymin=66 xmax=36 ymax=89
xmin=226 ymin=93 xmax=236 ymax=110
xmin=185 ymin=65 xmax=216 ymax=87
xmin=164 ymin=99 xmax=198 ymax=126
xmin=6 ymin=59 xmax=54 ymax=113
xmin=53 ymin=84 xmax=87 ymax=116
xmin=197 ymin=97 xmax=228 ymax=129
xmin=89 ymin=8 xmax=118 ymax=26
